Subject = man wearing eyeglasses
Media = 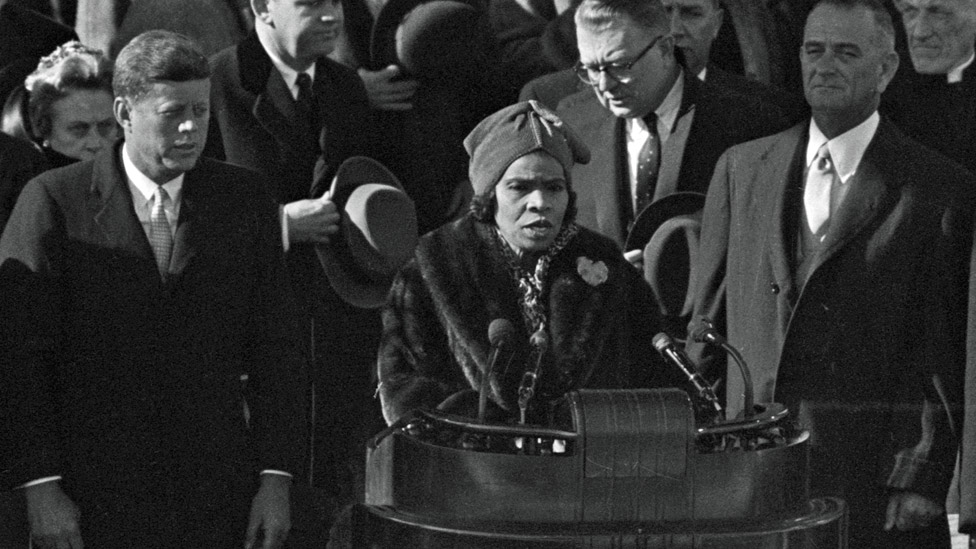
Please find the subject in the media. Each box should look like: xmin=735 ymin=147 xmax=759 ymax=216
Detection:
xmin=556 ymin=0 xmax=791 ymax=253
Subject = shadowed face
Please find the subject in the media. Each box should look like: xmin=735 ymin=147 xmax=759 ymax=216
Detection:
xmin=47 ymin=88 xmax=118 ymax=160
xmin=576 ymin=15 xmax=677 ymax=119
xmin=494 ymin=152 xmax=570 ymax=257
xmin=116 ymin=79 xmax=210 ymax=183
xmin=662 ymin=0 xmax=723 ymax=75
xmin=260 ymin=0 xmax=343 ymax=68
xmin=899 ymin=0 xmax=976 ymax=74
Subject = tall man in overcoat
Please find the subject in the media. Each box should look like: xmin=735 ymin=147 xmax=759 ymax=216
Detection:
xmin=687 ymin=0 xmax=974 ymax=546
xmin=0 ymin=30 xmax=306 ymax=549
xmin=205 ymin=0 xmax=384 ymax=512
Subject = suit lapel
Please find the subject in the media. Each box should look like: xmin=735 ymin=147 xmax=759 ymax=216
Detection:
xmin=766 ymin=124 xmax=808 ymax=294
xmin=568 ymin=95 xmax=628 ymax=246
xmin=90 ymin=145 xmax=155 ymax=263
xmin=803 ymin=124 xmax=896 ymax=281
xmin=169 ymin=170 xmax=204 ymax=277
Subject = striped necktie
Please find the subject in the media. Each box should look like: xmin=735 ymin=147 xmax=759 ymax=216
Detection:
xmin=150 ymin=186 xmax=173 ymax=279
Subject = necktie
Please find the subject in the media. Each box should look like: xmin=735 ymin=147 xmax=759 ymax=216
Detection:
xmin=635 ymin=114 xmax=660 ymax=217
xmin=803 ymin=144 xmax=834 ymax=237
xmin=150 ymin=186 xmax=173 ymax=279
xmin=295 ymin=72 xmax=314 ymax=118
xmin=295 ymin=72 xmax=318 ymax=148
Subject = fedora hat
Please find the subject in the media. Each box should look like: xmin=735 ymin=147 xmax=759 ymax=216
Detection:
xmin=315 ymin=157 xmax=419 ymax=309
xmin=370 ymin=0 xmax=484 ymax=81
xmin=628 ymin=192 xmax=706 ymax=337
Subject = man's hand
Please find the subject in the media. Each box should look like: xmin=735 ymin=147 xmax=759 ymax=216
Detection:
xmin=24 ymin=482 xmax=83 ymax=549
xmin=284 ymin=192 xmax=340 ymax=245
xmin=244 ymin=474 xmax=291 ymax=549
xmin=624 ymin=249 xmax=644 ymax=270
xmin=884 ymin=490 xmax=943 ymax=532
xmin=358 ymin=65 xmax=419 ymax=111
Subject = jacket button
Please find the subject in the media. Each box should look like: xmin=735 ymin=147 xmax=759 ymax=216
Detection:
xmin=770 ymin=283 xmax=780 ymax=294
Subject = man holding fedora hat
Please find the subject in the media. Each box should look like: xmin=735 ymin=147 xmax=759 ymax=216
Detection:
xmin=204 ymin=0 xmax=395 ymax=521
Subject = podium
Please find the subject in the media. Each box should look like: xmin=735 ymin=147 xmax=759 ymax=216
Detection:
xmin=356 ymin=389 xmax=847 ymax=548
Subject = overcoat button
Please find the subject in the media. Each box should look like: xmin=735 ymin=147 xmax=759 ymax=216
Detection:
xmin=770 ymin=283 xmax=780 ymax=294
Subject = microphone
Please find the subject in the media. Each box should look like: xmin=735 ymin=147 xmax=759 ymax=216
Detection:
xmin=690 ymin=317 xmax=754 ymax=418
xmin=480 ymin=319 xmax=515 ymax=423
xmin=517 ymin=330 xmax=549 ymax=424
xmin=652 ymin=332 xmax=723 ymax=422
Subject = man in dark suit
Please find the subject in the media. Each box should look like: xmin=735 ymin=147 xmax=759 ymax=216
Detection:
xmin=688 ymin=1 xmax=973 ymax=546
xmin=0 ymin=132 xmax=47 ymax=236
xmin=0 ymin=30 xmax=306 ymax=548
xmin=881 ymin=0 xmax=976 ymax=174
xmin=556 ymin=0 xmax=791 ymax=252
xmin=204 ymin=0 xmax=384 ymax=516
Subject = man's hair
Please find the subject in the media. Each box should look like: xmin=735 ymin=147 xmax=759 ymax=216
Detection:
xmin=575 ymin=0 xmax=670 ymax=35
xmin=113 ymin=30 xmax=210 ymax=101
xmin=809 ymin=0 xmax=896 ymax=51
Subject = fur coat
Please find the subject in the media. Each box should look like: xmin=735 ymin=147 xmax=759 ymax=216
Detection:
xmin=378 ymin=215 xmax=680 ymax=425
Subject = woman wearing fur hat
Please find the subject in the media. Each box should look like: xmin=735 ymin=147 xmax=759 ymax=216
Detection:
xmin=377 ymin=101 xmax=681 ymax=426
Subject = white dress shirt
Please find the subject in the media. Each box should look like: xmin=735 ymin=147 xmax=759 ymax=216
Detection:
xmin=948 ymin=52 xmax=975 ymax=84
xmin=805 ymin=110 xmax=880 ymax=218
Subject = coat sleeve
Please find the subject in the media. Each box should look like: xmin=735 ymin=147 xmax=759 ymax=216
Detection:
xmin=0 ymin=180 xmax=69 ymax=488
xmin=685 ymin=150 xmax=731 ymax=387
xmin=238 ymin=178 xmax=309 ymax=477
xmin=886 ymin=194 xmax=972 ymax=503
xmin=377 ymin=263 xmax=467 ymax=425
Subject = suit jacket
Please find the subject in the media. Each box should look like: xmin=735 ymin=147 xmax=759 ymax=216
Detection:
xmin=557 ymin=70 xmax=792 ymax=247
xmin=206 ymin=31 xmax=376 ymax=319
xmin=688 ymin=119 xmax=974 ymax=546
xmin=0 ymin=144 xmax=307 ymax=546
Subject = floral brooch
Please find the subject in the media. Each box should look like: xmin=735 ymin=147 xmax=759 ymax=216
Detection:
xmin=576 ymin=257 xmax=608 ymax=287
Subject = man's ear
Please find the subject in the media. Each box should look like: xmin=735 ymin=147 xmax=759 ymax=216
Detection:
xmin=251 ymin=0 xmax=273 ymax=25
xmin=114 ymin=96 xmax=132 ymax=130
xmin=877 ymin=49 xmax=900 ymax=93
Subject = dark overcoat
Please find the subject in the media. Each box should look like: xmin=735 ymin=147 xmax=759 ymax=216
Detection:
xmin=687 ymin=119 xmax=974 ymax=548
xmin=0 ymin=144 xmax=307 ymax=547
xmin=377 ymin=215 xmax=682 ymax=425
xmin=205 ymin=31 xmax=384 ymax=503
xmin=556 ymin=71 xmax=792 ymax=248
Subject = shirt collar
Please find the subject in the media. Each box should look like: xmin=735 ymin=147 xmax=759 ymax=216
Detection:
xmin=122 ymin=143 xmax=184 ymax=204
xmin=806 ymin=111 xmax=880 ymax=183
xmin=256 ymin=25 xmax=316 ymax=100
xmin=948 ymin=52 xmax=975 ymax=84
xmin=655 ymin=70 xmax=684 ymax=134
xmin=697 ymin=66 xmax=707 ymax=82
xmin=626 ymin=70 xmax=685 ymax=138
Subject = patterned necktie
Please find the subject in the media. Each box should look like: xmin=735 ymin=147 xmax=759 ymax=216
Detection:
xmin=635 ymin=114 xmax=660 ymax=217
xmin=150 ymin=186 xmax=173 ymax=279
xmin=803 ymin=143 xmax=834 ymax=237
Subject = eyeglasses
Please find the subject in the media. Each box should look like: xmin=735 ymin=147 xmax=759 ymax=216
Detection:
xmin=574 ymin=35 xmax=663 ymax=85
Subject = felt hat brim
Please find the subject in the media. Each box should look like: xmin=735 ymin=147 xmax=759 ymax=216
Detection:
xmin=315 ymin=157 xmax=418 ymax=309
xmin=625 ymin=192 xmax=706 ymax=253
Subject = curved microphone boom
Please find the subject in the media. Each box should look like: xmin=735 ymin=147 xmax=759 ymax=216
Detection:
xmin=480 ymin=319 xmax=516 ymax=423
xmin=652 ymin=333 xmax=723 ymax=423
xmin=691 ymin=318 xmax=754 ymax=418
xmin=517 ymin=330 xmax=549 ymax=424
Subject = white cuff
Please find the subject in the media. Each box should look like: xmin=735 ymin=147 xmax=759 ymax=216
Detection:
xmin=260 ymin=469 xmax=293 ymax=478
xmin=280 ymin=204 xmax=290 ymax=252
xmin=17 ymin=476 xmax=61 ymax=489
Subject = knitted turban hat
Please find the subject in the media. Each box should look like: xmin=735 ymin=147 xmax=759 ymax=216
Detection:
xmin=463 ymin=100 xmax=590 ymax=195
